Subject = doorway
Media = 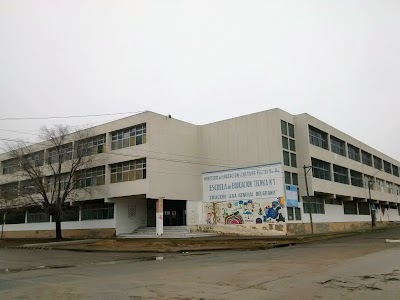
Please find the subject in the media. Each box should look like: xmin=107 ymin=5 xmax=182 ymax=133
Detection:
xmin=146 ymin=199 xmax=186 ymax=226
xmin=163 ymin=200 xmax=186 ymax=226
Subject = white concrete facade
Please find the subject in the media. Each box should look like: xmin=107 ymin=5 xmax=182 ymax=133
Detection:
xmin=0 ymin=109 xmax=399 ymax=237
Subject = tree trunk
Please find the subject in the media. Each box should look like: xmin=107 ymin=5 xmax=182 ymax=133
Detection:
xmin=1 ymin=212 xmax=6 ymax=240
xmin=53 ymin=212 xmax=62 ymax=240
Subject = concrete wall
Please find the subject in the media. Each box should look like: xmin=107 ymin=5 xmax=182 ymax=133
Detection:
xmin=287 ymin=221 xmax=398 ymax=235
xmin=199 ymin=109 xmax=286 ymax=174
xmin=294 ymin=113 xmax=400 ymax=205
xmin=2 ymin=109 xmax=400 ymax=236
xmin=1 ymin=228 xmax=115 ymax=239
xmin=114 ymin=197 xmax=147 ymax=235
xmin=187 ymin=200 xmax=202 ymax=226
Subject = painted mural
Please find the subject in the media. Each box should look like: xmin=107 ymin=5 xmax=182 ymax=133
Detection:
xmin=204 ymin=197 xmax=286 ymax=226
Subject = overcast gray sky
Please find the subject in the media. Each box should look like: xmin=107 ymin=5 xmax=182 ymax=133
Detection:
xmin=0 ymin=1 xmax=399 ymax=159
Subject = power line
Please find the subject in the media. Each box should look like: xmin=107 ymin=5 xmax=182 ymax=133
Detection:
xmin=0 ymin=111 xmax=145 ymax=121
xmin=0 ymin=129 xmax=39 ymax=136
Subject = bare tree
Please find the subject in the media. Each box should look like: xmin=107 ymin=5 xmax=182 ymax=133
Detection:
xmin=0 ymin=182 xmax=19 ymax=239
xmin=3 ymin=125 xmax=98 ymax=239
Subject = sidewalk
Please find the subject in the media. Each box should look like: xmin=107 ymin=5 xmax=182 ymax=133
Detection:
xmin=5 ymin=232 xmax=360 ymax=253
xmin=4 ymin=225 xmax=396 ymax=253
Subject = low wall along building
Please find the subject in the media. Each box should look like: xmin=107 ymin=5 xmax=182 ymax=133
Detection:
xmin=0 ymin=108 xmax=399 ymax=238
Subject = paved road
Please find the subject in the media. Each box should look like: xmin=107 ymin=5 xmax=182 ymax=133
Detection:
xmin=1 ymin=227 xmax=400 ymax=299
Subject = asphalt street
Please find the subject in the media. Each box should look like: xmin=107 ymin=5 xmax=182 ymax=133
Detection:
xmin=1 ymin=226 xmax=400 ymax=299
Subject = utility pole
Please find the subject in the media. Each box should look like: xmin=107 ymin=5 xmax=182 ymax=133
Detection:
xmin=368 ymin=180 xmax=376 ymax=228
xmin=367 ymin=168 xmax=382 ymax=228
xmin=303 ymin=165 xmax=314 ymax=235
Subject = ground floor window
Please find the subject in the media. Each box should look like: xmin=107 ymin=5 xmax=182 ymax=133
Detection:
xmin=358 ymin=202 xmax=371 ymax=215
xmin=1 ymin=209 xmax=25 ymax=224
xmin=61 ymin=205 xmax=80 ymax=222
xmin=287 ymin=207 xmax=302 ymax=220
xmin=303 ymin=198 xmax=325 ymax=214
xmin=325 ymin=199 xmax=342 ymax=205
xmin=343 ymin=201 xmax=358 ymax=215
xmin=81 ymin=201 xmax=114 ymax=220
xmin=27 ymin=207 xmax=50 ymax=223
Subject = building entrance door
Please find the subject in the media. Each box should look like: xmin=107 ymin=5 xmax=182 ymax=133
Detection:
xmin=147 ymin=199 xmax=187 ymax=227
xmin=163 ymin=200 xmax=186 ymax=226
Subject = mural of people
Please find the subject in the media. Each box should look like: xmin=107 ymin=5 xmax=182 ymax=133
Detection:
xmin=204 ymin=198 xmax=286 ymax=225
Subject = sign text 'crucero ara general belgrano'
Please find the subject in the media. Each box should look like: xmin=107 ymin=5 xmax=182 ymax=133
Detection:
xmin=202 ymin=164 xmax=284 ymax=202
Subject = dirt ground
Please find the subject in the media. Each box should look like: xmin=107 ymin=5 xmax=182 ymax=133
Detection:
xmin=1 ymin=226 xmax=396 ymax=253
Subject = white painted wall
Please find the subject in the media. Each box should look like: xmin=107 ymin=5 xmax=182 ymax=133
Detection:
xmin=294 ymin=203 xmax=400 ymax=224
xmin=114 ymin=197 xmax=147 ymax=235
xmin=2 ymin=219 xmax=115 ymax=232
xmin=186 ymin=200 xmax=202 ymax=225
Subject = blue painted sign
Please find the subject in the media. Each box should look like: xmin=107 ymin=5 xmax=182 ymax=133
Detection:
xmin=285 ymin=185 xmax=299 ymax=208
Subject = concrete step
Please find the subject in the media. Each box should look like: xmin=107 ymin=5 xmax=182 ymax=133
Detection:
xmin=118 ymin=226 xmax=218 ymax=239
xmin=118 ymin=232 xmax=218 ymax=239
xmin=134 ymin=226 xmax=189 ymax=234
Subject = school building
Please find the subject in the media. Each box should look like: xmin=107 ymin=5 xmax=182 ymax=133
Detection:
xmin=0 ymin=108 xmax=399 ymax=238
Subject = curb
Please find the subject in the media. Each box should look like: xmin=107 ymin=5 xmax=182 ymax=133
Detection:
xmin=7 ymin=242 xmax=297 ymax=254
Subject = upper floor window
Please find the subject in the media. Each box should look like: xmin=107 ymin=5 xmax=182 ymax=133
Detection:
xmin=47 ymin=143 xmax=73 ymax=164
xmin=20 ymin=179 xmax=37 ymax=195
xmin=76 ymin=166 xmax=105 ymax=188
xmin=373 ymin=156 xmax=382 ymax=170
xmin=333 ymin=165 xmax=349 ymax=184
xmin=281 ymin=120 xmax=287 ymax=135
xmin=288 ymin=123 xmax=295 ymax=138
xmin=393 ymin=165 xmax=399 ymax=177
xmin=284 ymin=171 xmax=291 ymax=184
xmin=282 ymin=136 xmax=289 ymax=150
xmin=386 ymin=181 xmax=394 ymax=194
xmin=383 ymin=161 xmax=392 ymax=174
xmin=361 ymin=151 xmax=372 ymax=167
xmin=347 ymin=144 xmax=360 ymax=162
xmin=309 ymin=126 xmax=328 ymax=150
xmin=311 ymin=158 xmax=331 ymax=181
xmin=76 ymin=134 xmax=106 ymax=157
xmin=46 ymin=174 xmax=70 ymax=192
xmin=350 ymin=170 xmax=363 ymax=187
xmin=23 ymin=151 xmax=44 ymax=168
xmin=375 ymin=178 xmax=384 ymax=192
xmin=292 ymin=173 xmax=299 ymax=185
xmin=110 ymin=158 xmax=146 ymax=183
xmin=0 ymin=182 xmax=19 ymax=199
xmin=2 ymin=158 xmax=20 ymax=175
xmin=364 ymin=174 xmax=374 ymax=188
xmin=396 ymin=184 xmax=400 ymax=196
xmin=330 ymin=136 xmax=345 ymax=156
xmin=111 ymin=123 xmax=146 ymax=151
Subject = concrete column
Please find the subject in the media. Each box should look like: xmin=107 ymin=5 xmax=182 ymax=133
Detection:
xmin=156 ymin=198 xmax=164 ymax=236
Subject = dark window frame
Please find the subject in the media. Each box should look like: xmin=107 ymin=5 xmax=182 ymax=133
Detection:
xmin=309 ymin=126 xmax=329 ymax=150
xmin=343 ymin=201 xmax=358 ymax=215
xmin=347 ymin=144 xmax=360 ymax=162
xmin=350 ymin=170 xmax=363 ymax=187
xmin=361 ymin=150 xmax=372 ymax=167
xmin=373 ymin=156 xmax=382 ymax=170
xmin=303 ymin=198 xmax=325 ymax=214
xmin=383 ymin=161 xmax=392 ymax=174
xmin=333 ymin=165 xmax=349 ymax=184
xmin=311 ymin=158 xmax=331 ymax=181
xmin=330 ymin=136 xmax=346 ymax=156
